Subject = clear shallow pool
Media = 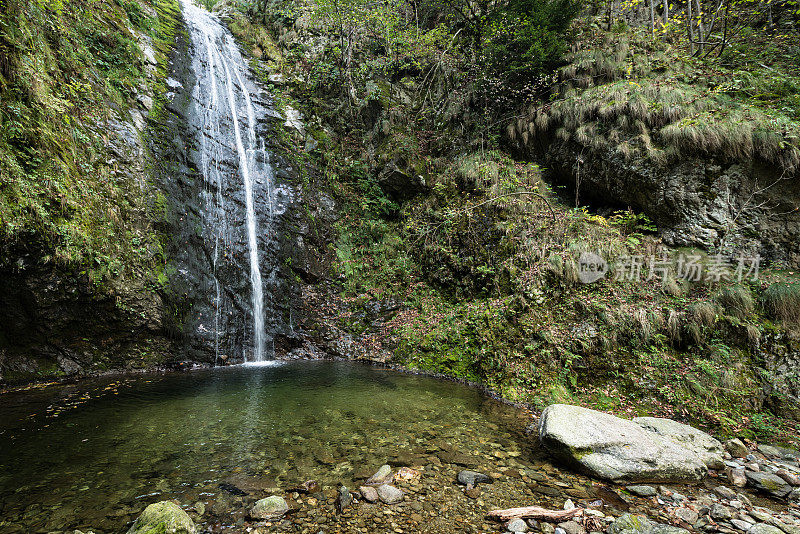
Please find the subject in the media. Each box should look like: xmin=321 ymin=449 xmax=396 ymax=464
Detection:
xmin=0 ymin=361 xmax=532 ymax=533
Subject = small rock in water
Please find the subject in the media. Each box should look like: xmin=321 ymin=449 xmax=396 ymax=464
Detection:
xmin=627 ymin=485 xmax=657 ymax=497
xmin=366 ymin=465 xmax=393 ymax=484
xmin=376 ymin=484 xmax=404 ymax=504
xmin=336 ymin=486 xmax=353 ymax=512
xmin=541 ymin=523 xmax=556 ymax=534
xmin=219 ymin=482 xmax=248 ymax=496
xmin=465 ymin=486 xmax=482 ymax=499
xmin=507 ymin=518 xmax=529 ymax=533
xmin=251 ymin=496 xmax=289 ymax=520
xmin=394 ymin=466 xmax=421 ymax=483
xmin=127 ymin=501 xmax=196 ymax=534
xmin=192 ymin=501 xmax=205 ymax=516
xmin=359 ymin=486 xmax=379 ymax=503
xmin=457 ymin=470 xmax=493 ymax=486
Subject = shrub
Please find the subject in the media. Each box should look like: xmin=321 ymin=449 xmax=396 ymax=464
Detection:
xmin=762 ymin=282 xmax=800 ymax=325
xmin=715 ymin=285 xmax=755 ymax=320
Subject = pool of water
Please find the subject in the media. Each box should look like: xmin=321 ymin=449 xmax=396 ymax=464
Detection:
xmin=0 ymin=361 xmax=532 ymax=533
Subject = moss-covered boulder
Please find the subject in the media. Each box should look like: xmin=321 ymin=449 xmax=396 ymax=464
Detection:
xmin=126 ymin=501 xmax=196 ymax=534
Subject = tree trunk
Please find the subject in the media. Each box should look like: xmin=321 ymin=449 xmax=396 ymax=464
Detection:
xmin=687 ymin=0 xmax=695 ymax=54
xmin=694 ymin=0 xmax=705 ymax=53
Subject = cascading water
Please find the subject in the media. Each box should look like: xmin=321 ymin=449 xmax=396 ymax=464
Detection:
xmin=173 ymin=0 xmax=292 ymax=363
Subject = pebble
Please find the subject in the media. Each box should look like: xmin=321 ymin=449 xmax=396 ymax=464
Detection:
xmin=359 ymin=486 xmax=379 ymax=503
xmin=731 ymin=519 xmax=754 ymax=531
xmin=558 ymin=520 xmax=585 ymax=534
xmin=376 ymin=484 xmax=404 ymax=505
xmin=457 ymin=470 xmax=493 ymax=486
xmin=507 ymin=518 xmax=529 ymax=533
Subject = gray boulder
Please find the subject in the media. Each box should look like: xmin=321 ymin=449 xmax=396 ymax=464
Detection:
xmin=633 ymin=417 xmax=725 ymax=469
xmin=744 ymin=471 xmax=793 ymax=498
xmin=127 ymin=501 xmax=196 ymax=534
xmin=538 ymin=405 xmax=709 ymax=482
xmin=251 ymin=496 xmax=289 ymax=519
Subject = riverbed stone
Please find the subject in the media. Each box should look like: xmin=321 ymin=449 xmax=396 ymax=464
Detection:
xmin=538 ymin=405 xmax=710 ymax=482
xmin=726 ymin=439 xmax=749 ymax=458
xmin=127 ymin=501 xmax=196 ymax=534
xmin=729 ymin=468 xmax=748 ymax=487
xmin=745 ymin=471 xmax=793 ymax=498
xmin=251 ymin=496 xmax=289 ymax=519
xmin=359 ymin=486 xmax=379 ymax=503
xmin=627 ymin=485 xmax=657 ymax=497
xmin=749 ymin=524 xmax=785 ymax=534
xmin=376 ymin=484 xmax=404 ymax=504
xmin=457 ymin=470 xmax=493 ymax=486
xmin=366 ymin=464 xmax=393 ymax=484
xmin=674 ymin=507 xmax=699 ymax=524
xmin=507 ymin=518 xmax=529 ymax=532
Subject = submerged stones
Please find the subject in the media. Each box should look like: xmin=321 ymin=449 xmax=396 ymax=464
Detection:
xmin=376 ymin=484 xmax=404 ymax=504
xmin=126 ymin=501 xmax=196 ymax=534
xmin=457 ymin=470 xmax=494 ymax=487
xmin=250 ymin=496 xmax=289 ymax=519
xmin=538 ymin=404 xmax=721 ymax=482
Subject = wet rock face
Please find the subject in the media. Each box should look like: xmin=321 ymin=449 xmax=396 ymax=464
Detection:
xmin=0 ymin=92 xmax=171 ymax=384
xmin=150 ymin=4 xmax=313 ymax=363
xmin=540 ymin=140 xmax=800 ymax=266
xmin=538 ymin=404 xmax=721 ymax=482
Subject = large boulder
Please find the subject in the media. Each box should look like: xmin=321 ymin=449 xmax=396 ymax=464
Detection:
xmin=632 ymin=416 xmax=724 ymax=469
xmin=538 ymin=405 xmax=714 ymax=482
xmin=127 ymin=501 xmax=196 ymax=534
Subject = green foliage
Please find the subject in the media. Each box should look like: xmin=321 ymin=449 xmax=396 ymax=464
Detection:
xmin=481 ymin=0 xmax=582 ymax=84
xmin=0 ymin=0 xmax=176 ymax=284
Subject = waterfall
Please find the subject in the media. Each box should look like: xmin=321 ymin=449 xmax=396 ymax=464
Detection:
xmin=181 ymin=0 xmax=277 ymax=362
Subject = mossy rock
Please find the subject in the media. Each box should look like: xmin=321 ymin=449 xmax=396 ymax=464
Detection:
xmin=126 ymin=501 xmax=196 ymax=534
